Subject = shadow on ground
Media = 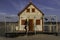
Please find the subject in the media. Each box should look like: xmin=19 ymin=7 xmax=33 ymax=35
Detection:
xmin=2 ymin=32 xmax=60 ymax=38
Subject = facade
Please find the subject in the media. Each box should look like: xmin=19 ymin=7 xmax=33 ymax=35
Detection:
xmin=18 ymin=2 xmax=44 ymax=32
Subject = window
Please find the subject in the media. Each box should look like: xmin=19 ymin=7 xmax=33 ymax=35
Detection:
xmin=21 ymin=20 xmax=26 ymax=25
xmin=32 ymin=8 xmax=35 ymax=12
xmin=36 ymin=20 xmax=40 ymax=25
xmin=26 ymin=9 xmax=30 ymax=12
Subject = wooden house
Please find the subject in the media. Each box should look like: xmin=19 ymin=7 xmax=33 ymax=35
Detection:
xmin=18 ymin=2 xmax=44 ymax=32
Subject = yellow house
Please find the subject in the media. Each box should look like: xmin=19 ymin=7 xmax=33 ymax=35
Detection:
xmin=18 ymin=2 xmax=44 ymax=32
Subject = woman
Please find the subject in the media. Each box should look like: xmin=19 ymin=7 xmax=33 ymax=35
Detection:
xmin=24 ymin=19 xmax=28 ymax=33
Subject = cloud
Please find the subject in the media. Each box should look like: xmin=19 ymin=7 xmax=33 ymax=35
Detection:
xmin=38 ymin=4 xmax=60 ymax=12
xmin=8 ymin=0 xmax=22 ymax=11
xmin=0 ymin=12 xmax=7 ymax=15
xmin=41 ymin=6 xmax=54 ymax=10
xmin=0 ymin=12 xmax=18 ymax=17
xmin=10 ymin=14 xmax=17 ymax=17
xmin=0 ymin=12 xmax=18 ymax=21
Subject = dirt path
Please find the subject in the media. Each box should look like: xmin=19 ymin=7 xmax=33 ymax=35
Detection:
xmin=0 ymin=34 xmax=60 ymax=40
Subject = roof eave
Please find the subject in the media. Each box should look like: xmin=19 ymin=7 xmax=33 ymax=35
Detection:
xmin=18 ymin=2 xmax=44 ymax=16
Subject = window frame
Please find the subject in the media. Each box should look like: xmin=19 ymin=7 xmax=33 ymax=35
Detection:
xmin=26 ymin=8 xmax=30 ymax=12
xmin=21 ymin=20 xmax=26 ymax=25
xmin=32 ymin=8 xmax=35 ymax=12
xmin=36 ymin=19 xmax=40 ymax=25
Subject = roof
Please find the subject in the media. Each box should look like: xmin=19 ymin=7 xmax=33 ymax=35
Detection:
xmin=18 ymin=2 xmax=44 ymax=16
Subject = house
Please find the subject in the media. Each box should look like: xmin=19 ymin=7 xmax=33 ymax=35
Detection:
xmin=18 ymin=2 xmax=44 ymax=32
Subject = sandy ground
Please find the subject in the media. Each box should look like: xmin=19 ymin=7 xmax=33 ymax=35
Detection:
xmin=0 ymin=34 xmax=60 ymax=40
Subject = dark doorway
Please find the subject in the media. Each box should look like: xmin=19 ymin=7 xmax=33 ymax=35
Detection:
xmin=29 ymin=19 xmax=34 ymax=31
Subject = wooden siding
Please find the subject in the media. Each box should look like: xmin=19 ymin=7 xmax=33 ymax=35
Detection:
xmin=18 ymin=4 xmax=43 ymax=31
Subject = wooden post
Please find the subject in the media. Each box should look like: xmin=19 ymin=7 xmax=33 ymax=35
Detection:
xmin=18 ymin=16 xmax=20 ymax=31
xmin=4 ymin=16 xmax=6 ymax=33
xmin=50 ymin=15 xmax=52 ymax=32
xmin=56 ymin=16 xmax=58 ymax=32
xmin=34 ymin=16 xmax=36 ymax=35
xmin=26 ymin=17 xmax=29 ymax=36
xmin=43 ymin=16 xmax=44 ymax=32
xmin=56 ymin=16 xmax=58 ymax=36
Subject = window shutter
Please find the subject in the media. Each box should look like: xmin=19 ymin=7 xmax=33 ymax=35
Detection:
xmin=32 ymin=8 xmax=35 ymax=12
xmin=26 ymin=9 xmax=30 ymax=12
xmin=36 ymin=20 xmax=40 ymax=25
xmin=21 ymin=20 xmax=26 ymax=25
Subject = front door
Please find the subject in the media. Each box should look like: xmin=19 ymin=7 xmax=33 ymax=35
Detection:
xmin=29 ymin=19 xmax=34 ymax=31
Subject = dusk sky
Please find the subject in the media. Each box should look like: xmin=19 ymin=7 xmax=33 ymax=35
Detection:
xmin=0 ymin=0 xmax=60 ymax=21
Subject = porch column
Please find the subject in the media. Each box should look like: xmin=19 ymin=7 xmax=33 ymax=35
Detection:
xmin=34 ymin=16 xmax=36 ymax=35
xmin=56 ymin=16 xmax=58 ymax=33
xmin=49 ymin=25 xmax=52 ymax=32
xmin=26 ymin=17 xmax=29 ymax=35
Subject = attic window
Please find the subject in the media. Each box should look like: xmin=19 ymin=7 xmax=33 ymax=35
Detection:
xmin=27 ymin=9 xmax=30 ymax=12
xmin=32 ymin=8 xmax=35 ymax=12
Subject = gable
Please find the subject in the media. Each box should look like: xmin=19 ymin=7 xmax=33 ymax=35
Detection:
xmin=18 ymin=2 xmax=44 ymax=16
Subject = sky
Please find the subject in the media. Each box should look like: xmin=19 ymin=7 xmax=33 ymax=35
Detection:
xmin=0 ymin=0 xmax=60 ymax=22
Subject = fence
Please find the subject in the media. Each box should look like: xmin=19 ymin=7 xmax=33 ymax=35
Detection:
xmin=0 ymin=15 xmax=59 ymax=36
xmin=43 ymin=15 xmax=58 ymax=33
xmin=0 ymin=15 xmax=18 ymax=36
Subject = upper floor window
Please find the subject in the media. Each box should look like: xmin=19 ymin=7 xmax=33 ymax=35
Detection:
xmin=32 ymin=8 xmax=35 ymax=12
xmin=26 ymin=9 xmax=30 ymax=12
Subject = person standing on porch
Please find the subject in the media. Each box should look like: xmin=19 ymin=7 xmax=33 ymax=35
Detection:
xmin=24 ymin=19 xmax=29 ymax=33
